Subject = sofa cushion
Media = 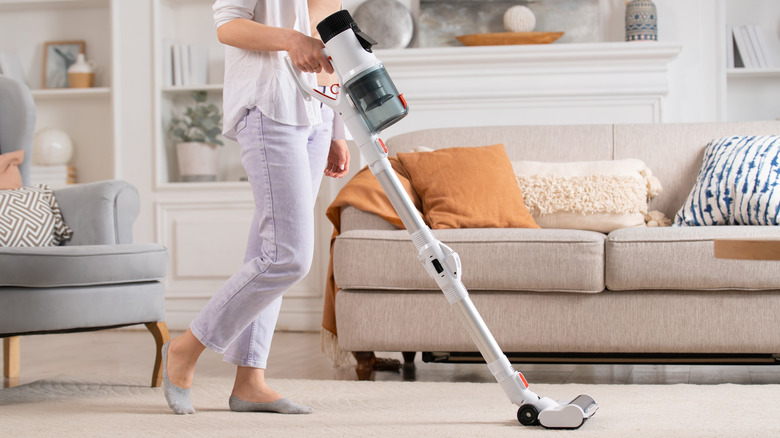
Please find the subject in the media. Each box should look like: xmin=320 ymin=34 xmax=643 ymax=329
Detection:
xmin=675 ymin=135 xmax=780 ymax=226
xmin=0 ymin=243 xmax=168 ymax=287
xmin=512 ymin=159 xmax=663 ymax=233
xmin=606 ymin=226 xmax=780 ymax=290
xmin=397 ymin=145 xmax=538 ymax=230
xmin=0 ymin=150 xmax=23 ymax=189
xmin=334 ymin=228 xmax=605 ymax=293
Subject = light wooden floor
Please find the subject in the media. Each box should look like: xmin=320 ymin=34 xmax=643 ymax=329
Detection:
xmin=4 ymin=329 xmax=780 ymax=389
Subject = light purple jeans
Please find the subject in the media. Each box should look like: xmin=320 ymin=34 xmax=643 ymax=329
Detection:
xmin=190 ymin=105 xmax=333 ymax=368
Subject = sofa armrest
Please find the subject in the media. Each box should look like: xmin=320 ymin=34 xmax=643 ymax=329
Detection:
xmin=54 ymin=180 xmax=140 ymax=245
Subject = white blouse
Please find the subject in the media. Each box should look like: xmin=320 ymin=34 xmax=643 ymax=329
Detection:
xmin=213 ymin=0 xmax=322 ymax=139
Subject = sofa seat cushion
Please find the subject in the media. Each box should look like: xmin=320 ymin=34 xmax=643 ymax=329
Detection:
xmin=607 ymin=226 xmax=780 ymax=290
xmin=0 ymin=243 xmax=167 ymax=288
xmin=334 ymin=228 xmax=606 ymax=293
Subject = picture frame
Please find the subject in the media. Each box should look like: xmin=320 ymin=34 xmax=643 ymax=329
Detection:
xmin=41 ymin=40 xmax=85 ymax=89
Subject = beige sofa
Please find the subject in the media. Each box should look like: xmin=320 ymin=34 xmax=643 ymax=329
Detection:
xmin=331 ymin=121 xmax=780 ymax=378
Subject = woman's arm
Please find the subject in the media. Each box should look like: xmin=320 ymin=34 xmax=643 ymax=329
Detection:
xmin=216 ymin=17 xmax=333 ymax=74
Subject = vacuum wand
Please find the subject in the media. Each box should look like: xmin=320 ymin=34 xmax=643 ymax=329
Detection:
xmin=286 ymin=10 xmax=598 ymax=429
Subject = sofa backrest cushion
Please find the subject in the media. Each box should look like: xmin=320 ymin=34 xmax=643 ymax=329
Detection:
xmin=386 ymin=124 xmax=614 ymax=162
xmin=614 ymin=121 xmax=780 ymax=218
xmin=388 ymin=121 xmax=780 ymax=221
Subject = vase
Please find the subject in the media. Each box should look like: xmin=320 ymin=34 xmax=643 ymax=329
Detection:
xmin=176 ymin=142 xmax=219 ymax=182
xmin=67 ymin=53 xmax=95 ymax=88
xmin=625 ymin=0 xmax=657 ymax=41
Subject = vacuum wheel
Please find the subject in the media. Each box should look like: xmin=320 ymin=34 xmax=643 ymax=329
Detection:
xmin=517 ymin=404 xmax=539 ymax=426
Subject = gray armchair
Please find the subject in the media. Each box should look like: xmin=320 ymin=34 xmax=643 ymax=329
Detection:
xmin=0 ymin=74 xmax=169 ymax=387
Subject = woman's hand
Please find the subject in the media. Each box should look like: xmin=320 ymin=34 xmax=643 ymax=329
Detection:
xmin=325 ymin=139 xmax=350 ymax=178
xmin=288 ymin=32 xmax=333 ymax=74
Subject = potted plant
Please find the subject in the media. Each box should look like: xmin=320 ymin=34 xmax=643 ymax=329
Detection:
xmin=169 ymin=91 xmax=223 ymax=182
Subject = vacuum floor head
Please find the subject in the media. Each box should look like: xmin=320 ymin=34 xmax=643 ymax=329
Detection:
xmin=534 ymin=394 xmax=598 ymax=429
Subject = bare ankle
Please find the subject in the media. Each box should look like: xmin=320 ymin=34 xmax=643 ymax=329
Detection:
xmin=232 ymin=366 xmax=281 ymax=403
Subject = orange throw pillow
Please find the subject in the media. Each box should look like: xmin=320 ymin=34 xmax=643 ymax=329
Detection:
xmin=0 ymin=150 xmax=24 ymax=189
xmin=397 ymin=144 xmax=538 ymax=229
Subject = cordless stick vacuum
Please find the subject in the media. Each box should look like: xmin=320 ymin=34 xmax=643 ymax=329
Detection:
xmin=286 ymin=10 xmax=598 ymax=429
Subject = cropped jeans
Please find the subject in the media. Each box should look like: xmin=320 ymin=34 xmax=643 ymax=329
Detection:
xmin=190 ymin=105 xmax=333 ymax=368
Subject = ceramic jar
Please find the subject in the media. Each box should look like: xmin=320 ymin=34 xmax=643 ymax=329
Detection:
xmin=67 ymin=53 xmax=95 ymax=88
xmin=625 ymin=0 xmax=657 ymax=41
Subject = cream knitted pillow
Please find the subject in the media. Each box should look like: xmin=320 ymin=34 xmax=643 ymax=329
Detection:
xmin=512 ymin=159 xmax=664 ymax=233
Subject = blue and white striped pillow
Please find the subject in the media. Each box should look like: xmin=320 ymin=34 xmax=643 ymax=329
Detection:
xmin=674 ymin=135 xmax=780 ymax=226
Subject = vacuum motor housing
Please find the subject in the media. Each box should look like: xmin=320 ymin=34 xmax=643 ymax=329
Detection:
xmin=317 ymin=10 xmax=408 ymax=134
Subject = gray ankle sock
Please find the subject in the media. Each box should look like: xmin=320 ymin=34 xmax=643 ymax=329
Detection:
xmin=229 ymin=395 xmax=313 ymax=414
xmin=162 ymin=341 xmax=196 ymax=415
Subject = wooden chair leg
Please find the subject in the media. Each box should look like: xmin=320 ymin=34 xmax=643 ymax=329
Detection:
xmin=3 ymin=336 xmax=20 ymax=380
xmin=145 ymin=322 xmax=170 ymax=388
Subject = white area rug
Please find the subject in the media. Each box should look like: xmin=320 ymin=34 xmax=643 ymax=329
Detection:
xmin=1 ymin=377 xmax=778 ymax=437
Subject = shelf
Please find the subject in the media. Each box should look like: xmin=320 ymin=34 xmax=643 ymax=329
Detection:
xmin=31 ymin=87 xmax=111 ymax=100
xmin=157 ymin=180 xmax=249 ymax=191
xmin=727 ymin=68 xmax=780 ymax=79
xmin=162 ymin=84 xmax=224 ymax=94
xmin=0 ymin=0 xmax=106 ymax=11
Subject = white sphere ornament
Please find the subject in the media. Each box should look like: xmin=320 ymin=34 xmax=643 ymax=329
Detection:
xmin=503 ymin=5 xmax=536 ymax=33
xmin=33 ymin=128 xmax=74 ymax=165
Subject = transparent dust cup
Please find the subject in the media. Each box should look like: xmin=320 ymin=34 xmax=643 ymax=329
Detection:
xmin=344 ymin=64 xmax=408 ymax=134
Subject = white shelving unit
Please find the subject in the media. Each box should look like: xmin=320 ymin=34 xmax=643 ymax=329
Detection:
xmin=720 ymin=0 xmax=780 ymax=121
xmin=0 ymin=0 xmax=116 ymax=184
xmin=152 ymin=0 xmax=244 ymax=187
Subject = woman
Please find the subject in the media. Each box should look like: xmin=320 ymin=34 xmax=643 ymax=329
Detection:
xmin=161 ymin=0 xmax=348 ymax=415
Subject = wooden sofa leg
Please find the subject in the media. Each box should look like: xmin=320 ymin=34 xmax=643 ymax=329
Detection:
xmin=354 ymin=351 xmax=375 ymax=381
xmin=3 ymin=336 xmax=20 ymax=380
xmin=145 ymin=322 xmax=170 ymax=388
xmin=402 ymin=351 xmax=416 ymax=364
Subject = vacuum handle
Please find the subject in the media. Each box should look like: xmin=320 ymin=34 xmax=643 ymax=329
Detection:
xmin=283 ymin=53 xmax=342 ymax=107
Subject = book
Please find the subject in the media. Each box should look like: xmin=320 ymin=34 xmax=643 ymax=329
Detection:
xmin=30 ymin=165 xmax=77 ymax=189
xmin=181 ymin=44 xmax=191 ymax=86
xmin=172 ymin=43 xmax=184 ymax=86
xmin=725 ymin=26 xmax=735 ymax=68
xmin=748 ymin=25 xmax=773 ymax=68
xmin=745 ymin=25 xmax=768 ymax=68
xmin=732 ymin=25 xmax=756 ymax=68
xmin=189 ymin=45 xmax=209 ymax=85
xmin=162 ymin=39 xmax=175 ymax=87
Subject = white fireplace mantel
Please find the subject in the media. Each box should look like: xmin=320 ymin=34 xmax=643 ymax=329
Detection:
xmin=376 ymin=42 xmax=683 ymax=136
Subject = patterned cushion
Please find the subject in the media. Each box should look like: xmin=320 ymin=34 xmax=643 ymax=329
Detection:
xmin=674 ymin=135 xmax=780 ymax=226
xmin=512 ymin=159 xmax=664 ymax=233
xmin=0 ymin=185 xmax=73 ymax=246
